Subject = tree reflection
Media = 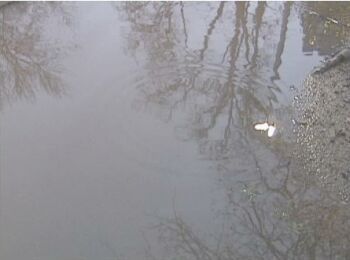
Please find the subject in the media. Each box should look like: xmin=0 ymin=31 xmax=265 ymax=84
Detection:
xmin=271 ymin=2 xmax=291 ymax=81
xmin=0 ymin=2 xmax=73 ymax=109
xmin=118 ymin=1 xmax=293 ymax=163
xmin=118 ymin=2 xmax=350 ymax=259
xmin=151 ymin=149 xmax=350 ymax=259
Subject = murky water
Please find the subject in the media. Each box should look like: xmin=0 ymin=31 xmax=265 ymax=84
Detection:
xmin=1 ymin=2 xmax=350 ymax=259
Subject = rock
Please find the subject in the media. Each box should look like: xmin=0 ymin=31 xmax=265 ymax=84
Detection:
xmin=312 ymin=47 xmax=350 ymax=74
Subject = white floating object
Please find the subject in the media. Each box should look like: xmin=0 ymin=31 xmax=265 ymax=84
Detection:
xmin=254 ymin=122 xmax=276 ymax=138
xmin=267 ymin=125 xmax=276 ymax=137
xmin=254 ymin=122 xmax=269 ymax=131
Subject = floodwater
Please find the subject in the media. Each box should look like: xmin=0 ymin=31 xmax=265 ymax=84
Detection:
xmin=1 ymin=2 xmax=350 ymax=260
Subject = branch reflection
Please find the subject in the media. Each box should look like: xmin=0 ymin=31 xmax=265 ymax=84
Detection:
xmin=118 ymin=2 xmax=350 ymax=259
xmin=0 ymin=2 xmax=73 ymax=109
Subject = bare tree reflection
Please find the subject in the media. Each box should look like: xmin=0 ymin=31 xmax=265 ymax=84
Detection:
xmin=0 ymin=2 xmax=73 ymax=109
xmin=119 ymin=2 xmax=281 ymax=145
xmin=249 ymin=2 xmax=265 ymax=70
xmin=199 ymin=2 xmax=225 ymax=61
xmin=117 ymin=2 xmax=180 ymax=63
xmin=118 ymin=2 xmax=350 ymax=259
xmin=271 ymin=2 xmax=292 ymax=81
xmin=180 ymin=2 xmax=188 ymax=48
xmin=149 ymin=131 xmax=350 ymax=259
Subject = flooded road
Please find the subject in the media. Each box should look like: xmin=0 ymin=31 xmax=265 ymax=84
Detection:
xmin=1 ymin=2 xmax=350 ymax=259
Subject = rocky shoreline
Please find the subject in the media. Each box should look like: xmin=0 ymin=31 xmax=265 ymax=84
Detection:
xmin=294 ymin=59 xmax=350 ymax=203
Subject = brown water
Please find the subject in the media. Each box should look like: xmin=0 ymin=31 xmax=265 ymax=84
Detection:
xmin=1 ymin=2 xmax=350 ymax=260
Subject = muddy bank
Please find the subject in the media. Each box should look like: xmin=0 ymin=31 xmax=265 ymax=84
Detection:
xmin=294 ymin=60 xmax=350 ymax=203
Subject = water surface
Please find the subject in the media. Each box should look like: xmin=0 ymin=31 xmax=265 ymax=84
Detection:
xmin=1 ymin=2 xmax=350 ymax=259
